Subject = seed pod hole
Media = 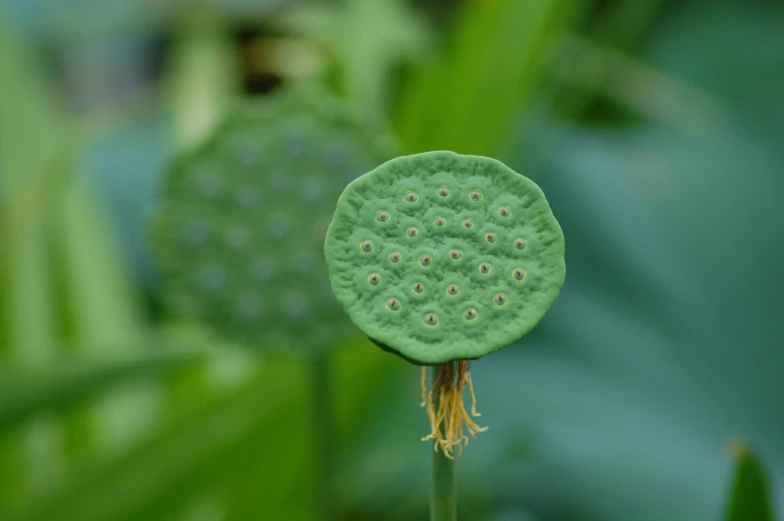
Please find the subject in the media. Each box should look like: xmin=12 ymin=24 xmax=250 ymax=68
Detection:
xmin=389 ymin=252 xmax=401 ymax=264
xmin=368 ymin=273 xmax=381 ymax=286
xmin=386 ymin=298 xmax=401 ymax=311
xmin=404 ymin=191 xmax=418 ymax=203
xmin=513 ymin=268 xmax=526 ymax=281
xmin=437 ymin=186 xmax=451 ymax=198
xmin=302 ymin=177 xmax=326 ymax=203
xmin=225 ymin=225 xmax=251 ymax=250
xmin=252 ymin=256 xmax=276 ymax=280
xmin=376 ymin=211 xmax=391 ymax=223
xmin=479 ymin=263 xmax=492 ymax=275
xmin=462 ymin=219 xmax=474 ymax=229
xmin=235 ymin=186 xmax=258 ymax=208
xmin=236 ymin=294 xmax=262 ymax=320
xmin=464 ymin=308 xmax=477 ymax=320
xmin=406 ymin=227 xmax=419 ymax=238
xmin=447 ymin=285 xmax=459 ymax=296
xmin=469 ymin=190 xmax=482 ymax=202
xmin=423 ymin=313 xmax=439 ymax=326
xmin=514 ymin=238 xmax=527 ymax=250
xmin=449 ymin=250 xmax=462 ymax=260
xmin=485 ymin=233 xmax=497 ymax=244
xmin=199 ymin=265 xmax=227 ymax=293
xmin=419 ymin=255 xmax=432 ymax=267
xmin=498 ymin=206 xmax=511 ymax=217
xmin=181 ymin=221 xmax=210 ymax=247
xmin=434 ymin=217 xmax=446 ymax=227
xmin=493 ymin=293 xmax=508 ymax=306
xmin=195 ymin=172 xmax=223 ymax=199
xmin=360 ymin=240 xmax=373 ymax=252
xmin=412 ymin=282 xmax=424 ymax=293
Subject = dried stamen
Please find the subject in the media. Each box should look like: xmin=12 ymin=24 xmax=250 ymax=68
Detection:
xmin=420 ymin=361 xmax=488 ymax=459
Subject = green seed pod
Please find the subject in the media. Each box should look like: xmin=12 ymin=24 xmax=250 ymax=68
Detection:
xmin=325 ymin=151 xmax=565 ymax=365
xmin=148 ymin=88 xmax=391 ymax=353
xmin=325 ymin=150 xmax=565 ymax=457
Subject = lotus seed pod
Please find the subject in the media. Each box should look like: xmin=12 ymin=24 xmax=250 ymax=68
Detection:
xmin=324 ymin=150 xmax=566 ymax=456
xmin=148 ymin=88 xmax=391 ymax=353
xmin=325 ymin=150 xmax=565 ymax=364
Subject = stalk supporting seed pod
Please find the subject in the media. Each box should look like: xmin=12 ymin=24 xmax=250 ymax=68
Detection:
xmin=324 ymin=151 xmax=566 ymax=459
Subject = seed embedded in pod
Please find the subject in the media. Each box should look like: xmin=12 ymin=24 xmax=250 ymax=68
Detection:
xmin=225 ymin=225 xmax=251 ymax=250
xmin=252 ymin=256 xmax=276 ymax=280
xmin=389 ymin=251 xmax=401 ymax=263
xmin=302 ymin=176 xmax=326 ymax=203
xmin=368 ymin=273 xmax=381 ymax=286
xmin=412 ymin=282 xmax=424 ymax=293
xmin=462 ymin=219 xmax=473 ymax=229
xmin=449 ymin=250 xmax=462 ymax=260
xmin=419 ymin=255 xmax=432 ymax=267
xmin=469 ymin=190 xmax=482 ymax=202
xmin=434 ymin=217 xmax=446 ymax=227
xmin=437 ymin=186 xmax=451 ymax=198
xmin=360 ymin=240 xmax=373 ymax=252
xmin=514 ymin=238 xmax=527 ymax=250
xmin=235 ymin=186 xmax=258 ymax=208
xmin=485 ymin=233 xmax=497 ymax=244
xmin=447 ymin=285 xmax=459 ymax=296
xmin=464 ymin=308 xmax=477 ymax=320
xmin=493 ymin=293 xmax=508 ymax=306
xmin=235 ymin=293 xmax=262 ymax=320
xmin=198 ymin=265 xmax=227 ymax=293
xmin=498 ymin=206 xmax=511 ymax=217
xmin=283 ymin=290 xmax=309 ymax=319
xmin=194 ymin=171 xmax=223 ymax=199
xmin=406 ymin=227 xmax=419 ymax=238
xmin=513 ymin=268 xmax=526 ymax=281
xmin=479 ymin=262 xmax=492 ymax=275
xmin=181 ymin=220 xmax=210 ymax=247
xmin=386 ymin=298 xmax=401 ymax=311
xmin=423 ymin=313 xmax=439 ymax=326
xmin=404 ymin=191 xmax=418 ymax=203
xmin=267 ymin=213 xmax=292 ymax=240
xmin=377 ymin=211 xmax=391 ymax=223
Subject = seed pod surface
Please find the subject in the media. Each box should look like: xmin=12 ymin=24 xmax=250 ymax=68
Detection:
xmin=325 ymin=151 xmax=565 ymax=364
xmin=149 ymin=88 xmax=390 ymax=352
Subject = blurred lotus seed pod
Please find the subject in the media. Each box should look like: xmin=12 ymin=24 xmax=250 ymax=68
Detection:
xmin=149 ymin=87 xmax=392 ymax=353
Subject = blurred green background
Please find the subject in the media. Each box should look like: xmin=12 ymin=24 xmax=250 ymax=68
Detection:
xmin=1 ymin=0 xmax=782 ymax=520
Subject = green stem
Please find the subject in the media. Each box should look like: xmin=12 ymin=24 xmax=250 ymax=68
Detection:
xmin=311 ymin=350 xmax=334 ymax=521
xmin=430 ymin=366 xmax=457 ymax=521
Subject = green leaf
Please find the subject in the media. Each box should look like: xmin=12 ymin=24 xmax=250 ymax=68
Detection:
xmin=3 ymin=356 xmax=307 ymax=521
xmin=275 ymin=0 xmax=432 ymax=124
xmin=395 ymin=0 xmax=586 ymax=158
xmin=722 ymin=440 xmax=775 ymax=521
xmin=0 ymin=347 xmax=207 ymax=433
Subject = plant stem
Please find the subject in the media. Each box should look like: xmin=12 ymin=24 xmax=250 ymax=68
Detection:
xmin=430 ymin=366 xmax=457 ymax=521
xmin=311 ymin=350 xmax=334 ymax=521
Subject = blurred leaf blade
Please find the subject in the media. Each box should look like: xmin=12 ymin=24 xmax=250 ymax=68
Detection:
xmin=0 ymin=347 xmax=207 ymax=432
xmin=722 ymin=441 xmax=775 ymax=521
xmin=396 ymin=0 xmax=585 ymax=157
xmin=5 ymin=356 xmax=306 ymax=521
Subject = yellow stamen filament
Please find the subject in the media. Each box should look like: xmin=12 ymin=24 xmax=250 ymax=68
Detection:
xmin=420 ymin=361 xmax=488 ymax=459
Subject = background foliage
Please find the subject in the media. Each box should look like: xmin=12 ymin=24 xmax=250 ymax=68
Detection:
xmin=0 ymin=0 xmax=782 ymax=520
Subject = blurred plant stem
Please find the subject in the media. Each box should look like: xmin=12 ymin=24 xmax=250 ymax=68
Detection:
xmin=311 ymin=350 xmax=335 ymax=521
xmin=430 ymin=366 xmax=456 ymax=521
